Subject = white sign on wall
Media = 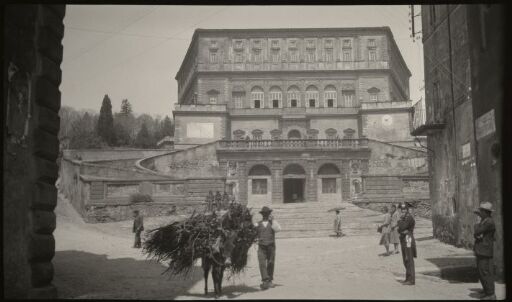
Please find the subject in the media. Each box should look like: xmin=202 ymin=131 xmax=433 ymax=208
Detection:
xmin=475 ymin=109 xmax=496 ymax=140
xmin=186 ymin=122 xmax=214 ymax=138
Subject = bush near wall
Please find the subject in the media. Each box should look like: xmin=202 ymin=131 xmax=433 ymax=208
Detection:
xmin=129 ymin=193 xmax=153 ymax=203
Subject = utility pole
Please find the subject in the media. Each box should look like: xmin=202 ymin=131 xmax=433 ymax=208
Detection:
xmin=409 ymin=5 xmax=422 ymax=42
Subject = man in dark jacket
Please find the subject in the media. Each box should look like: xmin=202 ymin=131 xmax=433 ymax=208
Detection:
xmin=473 ymin=202 xmax=496 ymax=300
xmin=132 ymin=210 xmax=144 ymax=248
xmin=397 ymin=202 xmax=416 ymax=285
xmin=254 ymin=206 xmax=281 ymax=290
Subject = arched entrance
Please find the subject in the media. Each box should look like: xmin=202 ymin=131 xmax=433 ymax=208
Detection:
xmin=283 ymin=164 xmax=306 ymax=203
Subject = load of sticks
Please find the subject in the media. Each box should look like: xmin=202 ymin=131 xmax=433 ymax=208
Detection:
xmin=143 ymin=203 xmax=258 ymax=276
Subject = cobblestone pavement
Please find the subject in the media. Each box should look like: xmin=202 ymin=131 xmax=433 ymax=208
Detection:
xmin=53 ymin=196 xmax=506 ymax=300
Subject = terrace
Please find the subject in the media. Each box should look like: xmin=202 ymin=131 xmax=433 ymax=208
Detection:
xmin=217 ymin=138 xmax=369 ymax=151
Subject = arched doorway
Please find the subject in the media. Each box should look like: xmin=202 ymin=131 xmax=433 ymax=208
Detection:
xmin=317 ymin=163 xmax=342 ymax=202
xmin=287 ymin=129 xmax=301 ymax=139
xmin=283 ymin=164 xmax=306 ymax=203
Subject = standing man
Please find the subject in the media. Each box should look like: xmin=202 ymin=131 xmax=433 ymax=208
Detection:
xmin=254 ymin=206 xmax=281 ymax=290
xmin=473 ymin=202 xmax=496 ymax=300
xmin=132 ymin=210 xmax=144 ymax=248
xmin=397 ymin=202 xmax=416 ymax=285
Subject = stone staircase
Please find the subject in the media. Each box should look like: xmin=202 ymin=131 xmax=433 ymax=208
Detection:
xmin=250 ymin=201 xmax=433 ymax=239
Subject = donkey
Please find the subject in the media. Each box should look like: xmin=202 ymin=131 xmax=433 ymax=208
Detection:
xmin=202 ymin=207 xmax=255 ymax=298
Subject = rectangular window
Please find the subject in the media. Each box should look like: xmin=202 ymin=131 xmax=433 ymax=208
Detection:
xmin=253 ymin=50 xmax=262 ymax=63
xmin=369 ymin=50 xmax=377 ymax=61
xmin=368 ymin=39 xmax=376 ymax=48
xmin=342 ymin=92 xmax=355 ymax=107
xmin=233 ymin=93 xmax=244 ymax=108
xmin=291 ymin=99 xmax=298 ymax=107
xmin=327 ymin=99 xmax=334 ymax=107
xmin=235 ymin=51 xmax=243 ymax=63
xmin=271 ymin=50 xmax=280 ymax=63
xmin=309 ymin=99 xmax=316 ymax=107
xmin=306 ymin=50 xmax=316 ymax=62
xmin=252 ymin=179 xmax=267 ymax=195
xmin=254 ymin=99 xmax=261 ymax=108
xmin=343 ymin=51 xmax=351 ymax=61
xmin=209 ymin=51 xmax=217 ymax=63
xmin=290 ymin=49 xmax=299 ymax=62
xmin=325 ymin=49 xmax=333 ymax=62
xmin=322 ymin=178 xmax=337 ymax=194
xmin=273 ymin=99 xmax=279 ymax=108
xmin=209 ymin=96 xmax=217 ymax=104
xmin=370 ymin=93 xmax=378 ymax=102
xmin=343 ymin=39 xmax=351 ymax=48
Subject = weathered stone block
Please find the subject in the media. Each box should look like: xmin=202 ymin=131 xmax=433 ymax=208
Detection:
xmin=36 ymin=27 xmax=63 ymax=64
xmin=35 ymin=78 xmax=61 ymax=112
xmin=32 ymin=181 xmax=57 ymax=210
xmin=37 ymin=55 xmax=62 ymax=86
xmin=30 ymin=262 xmax=54 ymax=287
xmin=28 ymin=234 xmax=55 ymax=262
xmin=31 ymin=210 xmax=56 ymax=234
xmin=34 ymin=157 xmax=59 ymax=184
xmin=39 ymin=6 xmax=65 ymax=40
xmin=33 ymin=128 xmax=59 ymax=161
xmin=33 ymin=105 xmax=60 ymax=135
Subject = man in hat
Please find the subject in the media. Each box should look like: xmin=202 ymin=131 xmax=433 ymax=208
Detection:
xmin=132 ymin=210 xmax=144 ymax=248
xmin=473 ymin=202 xmax=496 ymax=300
xmin=397 ymin=202 xmax=416 ymax=285
xmin=254 ymin=206 xmax=281 ymax=290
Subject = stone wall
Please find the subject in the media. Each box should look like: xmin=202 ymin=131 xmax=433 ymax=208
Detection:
xmin=362 ymin=111 xmax=414 ymax=143
xmin=367 ymin=139 xmax=428 ymax=175
xmin=83 ymin=202 xmax=205 ymax=223
xmin=141 ymin=141 xmax=223 ymax=178
xmin=3 ymin=5 xmax=65 ymax=299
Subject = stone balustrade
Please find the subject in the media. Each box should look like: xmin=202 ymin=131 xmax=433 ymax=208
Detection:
xmin=217 ymin=138 xmax=369 ymax=151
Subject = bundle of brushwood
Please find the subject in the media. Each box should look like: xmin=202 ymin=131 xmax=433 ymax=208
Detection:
xmin=143 ymin=203 xmax=258 ymax=276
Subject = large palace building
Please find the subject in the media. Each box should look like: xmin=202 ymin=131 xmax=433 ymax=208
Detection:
xmin=168 ymin=27 xmax=425 ymax=208
xmin=59 ymin=27 xmax=429 ymax=224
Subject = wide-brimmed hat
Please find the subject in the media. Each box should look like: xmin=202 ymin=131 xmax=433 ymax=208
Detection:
xmin=259 ymin=206 xmax=272 ymax=214
xmin=474 ymin=202 xmax=494 ymax=213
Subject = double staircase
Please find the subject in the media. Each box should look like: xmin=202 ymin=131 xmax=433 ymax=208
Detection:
xmin=249 ymin=201 xmax=387 ymax=239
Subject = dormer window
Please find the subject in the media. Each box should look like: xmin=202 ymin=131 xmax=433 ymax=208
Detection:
xmin=209 ymin=49 xmax=218 ymax=63
xmin=306 ymin=39 xmax=316 ymax=49
xmin=368 ymin=39 xmax=376 ymax=48
xmin=271 ymin=40 xmax=280 ymax=49
xmin=342 ymin=39 xmax=352 ymax=48
xmin=234 ymin=40 xmax=243 ymax=50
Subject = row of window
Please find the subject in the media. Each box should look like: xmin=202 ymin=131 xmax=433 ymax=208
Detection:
xmin=208 ymin=85 xmax=381 ymax=107
xmin=251 ymin=178 xmax=338 ymax=195
xmin=233 ymin=128 xmax=352 ymax=140
xmin=209 ymin=48 xmax=378 ymax=63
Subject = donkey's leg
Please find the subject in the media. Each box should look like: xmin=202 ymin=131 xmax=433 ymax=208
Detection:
xmin=219 ymin=267 xmax=225 ymax=296
xmin=202 ymin=257 xmax=210 ymax=295
xmin=212 ymin=265 xmax=221 ymax=298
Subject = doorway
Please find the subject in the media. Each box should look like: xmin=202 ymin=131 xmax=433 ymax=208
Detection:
xmin=283 ymin=178 xmax=305 ymax=203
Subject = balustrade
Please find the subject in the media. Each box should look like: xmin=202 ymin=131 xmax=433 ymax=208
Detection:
xmin=218 ymin=138 xmax=369 ymax=151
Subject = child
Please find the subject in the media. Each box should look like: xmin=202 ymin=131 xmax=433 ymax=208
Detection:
xmin=334 ymin=210 xmax=344 ymax=237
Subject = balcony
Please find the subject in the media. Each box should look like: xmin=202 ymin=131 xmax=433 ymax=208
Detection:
xmin=410 ymin=99 xmax=445 ymax=136
xmin=361 ymin=100 xmax=412 ymax=110
xmin=217 ymin=138 xmax=369 ymax=152
xmin=173 ymin=104 xmax=227 ymax=114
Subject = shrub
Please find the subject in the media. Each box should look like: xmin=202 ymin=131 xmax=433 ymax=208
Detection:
xmin=130 ymin=193 xmax=153 ymax=203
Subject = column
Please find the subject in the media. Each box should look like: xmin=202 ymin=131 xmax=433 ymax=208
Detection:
xmin=306 ymin=159 xmax=317 ymax=202
xmin=271 ymin=160 xmax=283 ymax=204
xmin=341 ymin=160 xmax=351 ymax=201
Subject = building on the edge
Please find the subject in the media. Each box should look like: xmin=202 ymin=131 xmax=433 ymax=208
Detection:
xmin=167 ymin=27 xmax=429 ymax=209
xmin=413 ymin=5 xmax=504 ymax=276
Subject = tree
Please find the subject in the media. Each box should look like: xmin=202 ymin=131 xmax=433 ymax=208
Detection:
xmin=69 ymin=112 xmax=104 ymax=149
xmin=58 ymin=106 xmax=82 ymax=140
xmin=159 ymin=115 xmax=174 ymax=139
xmin=120 ymin=99 xmax=132 ymax=116
xmin=96 ymin=94 xmax=115 ymax=146
xmin=134 ymin=122 xmax=154 ymax=148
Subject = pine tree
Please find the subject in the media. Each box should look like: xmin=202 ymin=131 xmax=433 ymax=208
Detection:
xmin=134 ymin=122 xmax=153 ymax=148
xmin=120 ymin=99 xmax=132 ymax=116
xmin=97 ymin=94 xmax=115 ymax=146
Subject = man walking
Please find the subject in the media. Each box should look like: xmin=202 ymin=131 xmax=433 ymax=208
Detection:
xmin=397 ymin=202 xmax=416 ymax=285
xmin=132 ymin=210 xmax=144 ymax=248
xmin=389 ymin=204 xmax=400 ymax=254
xmin=254 ymin=206 xmax=281 ymax=290
xmin=473 ymin=202 xmax=496 ymax=300
xmin=334 ymin=209 xmax=344 ymax=237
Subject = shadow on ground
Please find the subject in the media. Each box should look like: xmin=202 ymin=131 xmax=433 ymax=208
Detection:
xmin=53 ymin=250 xmax=203 ymax=299
xmin=423 ymin=257 xmax=478 ymax=283
xmin=415 ymin=235 xmax=434 ymax=241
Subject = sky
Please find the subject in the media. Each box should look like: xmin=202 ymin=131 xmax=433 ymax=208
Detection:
xmin=61 ymin=5 xmax=424 ymax=117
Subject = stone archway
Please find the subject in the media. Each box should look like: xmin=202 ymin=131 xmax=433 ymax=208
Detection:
xmin=317 ymin=163 xmax=342 ymax=203
xmin=247 ymin=164 xmax=272 ymax=207
xmin=282 ymin=164 xmax=306 ymax=203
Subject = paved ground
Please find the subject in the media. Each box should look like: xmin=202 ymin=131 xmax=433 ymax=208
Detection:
xmin=53 ymin=195 xmax=506 ymax=300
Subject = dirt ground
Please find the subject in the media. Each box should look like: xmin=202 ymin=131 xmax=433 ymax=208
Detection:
xmin=53 ymin=195 xmax=506 ymax=300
